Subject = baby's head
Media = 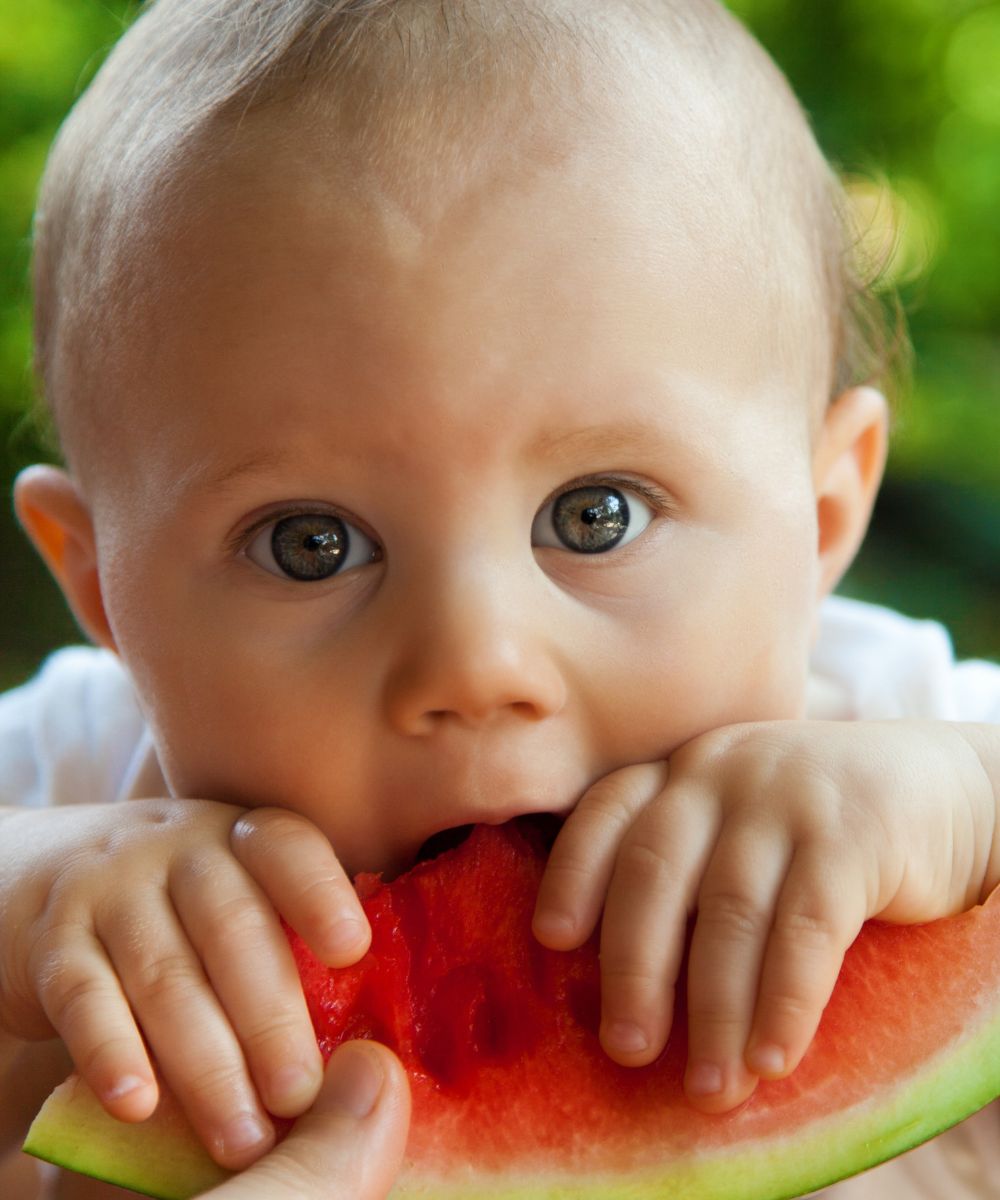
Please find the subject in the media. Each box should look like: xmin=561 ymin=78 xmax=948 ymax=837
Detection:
xmin=18 ymin=0 xmax=894 ymax=873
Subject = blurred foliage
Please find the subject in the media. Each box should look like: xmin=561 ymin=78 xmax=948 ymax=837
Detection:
xmin=725 ymin=0 xmax=1000 ymax=667
xmin=1 ymin=0 xmax=998 ymax=691
xmin=1 ymin=1 xmax=141 ymax=689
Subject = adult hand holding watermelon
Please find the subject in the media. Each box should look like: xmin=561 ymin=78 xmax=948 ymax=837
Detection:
xmin=199 ymin=1041 xmax=410 ymax=1200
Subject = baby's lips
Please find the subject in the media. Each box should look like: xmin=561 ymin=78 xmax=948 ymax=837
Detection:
xmin=412 ymin=812 xmax=561 ymax=868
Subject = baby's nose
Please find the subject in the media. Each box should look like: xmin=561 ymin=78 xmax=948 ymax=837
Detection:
xmin=382 ymin=566 xmax=567 ymax=735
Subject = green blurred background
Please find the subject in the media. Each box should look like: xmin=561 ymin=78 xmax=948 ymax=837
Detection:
xmin=1 ymin=0 xmax=998 ymax=692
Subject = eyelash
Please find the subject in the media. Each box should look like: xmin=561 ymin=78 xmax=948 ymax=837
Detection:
xmin=227 ymin=502 xmax=366 ymax=558
xmin=229 ymin=475 xmax=675 ymax=560
xmin=539 ymin=473 xmax=675 ymax=520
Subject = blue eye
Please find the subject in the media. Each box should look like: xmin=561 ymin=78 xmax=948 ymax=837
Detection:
xmin=531 ymin=484 xmax=654 ymax=554
xmin=245 ymin=512 xmax=381 ymax=581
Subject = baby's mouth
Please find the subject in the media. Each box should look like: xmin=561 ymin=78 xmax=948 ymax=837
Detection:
xmin=415 ymin=823 xmax=476 ymax=863
xmin=414 ymin=812 xmax=563 ymax=865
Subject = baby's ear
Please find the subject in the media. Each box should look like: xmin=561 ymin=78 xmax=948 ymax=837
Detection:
xmin=812 ymin=386 xmax=889 ymax=598
xmin=14 ymin=465 xmax=117 ymax=652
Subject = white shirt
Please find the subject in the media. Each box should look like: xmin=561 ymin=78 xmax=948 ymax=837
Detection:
xmin=2 ymin=595 xmax=1000 ymax=1197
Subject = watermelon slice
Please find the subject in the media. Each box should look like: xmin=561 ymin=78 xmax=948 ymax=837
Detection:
xmin=23 ymin=818 xmax=1000 ymax=1199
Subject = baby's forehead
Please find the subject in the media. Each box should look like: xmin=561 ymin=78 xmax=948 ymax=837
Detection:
xmin=212 ymin=15 xmax=832 ymax=393
xmin=39 ymin=0 xmax=840 ymax=483
xmin=84 ymin=121 xmax=818 ymax=529
xmin=190 ymin=0 xmax=834 ymax=349
xmin=92 ymin=111 xmax=816 ymax=513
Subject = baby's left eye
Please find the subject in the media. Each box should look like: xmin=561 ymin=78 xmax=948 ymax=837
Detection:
xmin=531 ymin=483 xmax=654 ymax=554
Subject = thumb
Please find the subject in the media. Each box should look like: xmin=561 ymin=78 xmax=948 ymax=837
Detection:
xmin=202 ymin=1042 xmax=411 ymax=1200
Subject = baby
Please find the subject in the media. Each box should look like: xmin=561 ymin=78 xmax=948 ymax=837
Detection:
xmin=2 ymin=0 xmax=999 ymax=1197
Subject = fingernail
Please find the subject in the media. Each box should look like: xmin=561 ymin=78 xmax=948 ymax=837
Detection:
xmin=220 ymin=1113 xmax=271 ymax=1158
xmin=602 ymin=1020 xmax=650 ymax=1056
xmin=686 ymin=1061 xmax=724 ymax=1096
xmin=748 ymin=1042 xmax=785 ymax=1076
xmin=270 ymin=1062 xmax=320 ymax=1109
xmin=103 ymin=1074 xmax=152 ymax=1102
xmin=326 ymin=1043 xmax=384 ymax=1119
xmin=326 ymin=917 xmax=369 ymax=960
xmin=533 ymin=910 xmax=576 ymax=945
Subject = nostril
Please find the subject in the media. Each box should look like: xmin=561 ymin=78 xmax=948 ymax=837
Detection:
xmin=425 ymin=699 xmax=547 ymax=728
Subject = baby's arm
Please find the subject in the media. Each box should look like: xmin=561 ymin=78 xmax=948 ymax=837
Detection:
xmin=534 ymin=720 xmax=1000 ymax=1114
xmin=0 ymin=801 xmax=371 ymax=1171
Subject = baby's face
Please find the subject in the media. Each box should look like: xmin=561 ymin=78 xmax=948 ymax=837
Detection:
xmin=82 ymin=111 xmax=827 ymax=876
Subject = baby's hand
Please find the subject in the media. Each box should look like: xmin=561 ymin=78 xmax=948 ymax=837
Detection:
xmin=533 ymin=721 xmax=998 ymax=1113
xmin=0 ymin=801 xmax=369 ymax=1169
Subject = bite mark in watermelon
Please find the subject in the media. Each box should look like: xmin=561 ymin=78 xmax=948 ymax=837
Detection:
xmin=23 ymin=818 xmax=1000 ymax=1199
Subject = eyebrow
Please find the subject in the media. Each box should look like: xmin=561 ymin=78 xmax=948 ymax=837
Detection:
xmin=179 ymin=448 xmax=295 ymax=497
xmin=532 ymin=421 xmax=673 ymax=466
xmin=179 ymin=419 xmax=675 ymax=500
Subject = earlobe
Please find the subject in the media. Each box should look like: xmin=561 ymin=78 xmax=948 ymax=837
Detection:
xmin=812 ymin=386 xmax=889 ymax=598
xmin=13 ymin=464 xmax=117 ymax=651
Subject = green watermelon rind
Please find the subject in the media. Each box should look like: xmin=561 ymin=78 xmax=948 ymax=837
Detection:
xmin=393 ymin=999 xmax=1000 ymax=1199
xmin=23 ymin=1074 xmax=227 ymax=1200
xmin=22 ymin=999 xmax=1000 ymax=1200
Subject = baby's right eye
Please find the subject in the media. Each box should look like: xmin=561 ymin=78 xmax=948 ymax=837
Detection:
xmin=245 ymin=512 xmax=381 ymax=581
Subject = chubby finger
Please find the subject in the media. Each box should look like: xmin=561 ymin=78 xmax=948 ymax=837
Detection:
xmin=683 ymin=826 xmax=790 ymax=1113
xmin=33 ymin=929 xmax=158 ymax=1123
xmin=201 ymin=1042 xmax=411 ymax=1200
xmin=533 ymin=763 xmax=669 ymax=950
xmin=170 ymin=855 xmax=324 ymax=1120
xmin=230 ymin=809 xmax=370 ymax=966
xmin=745 ymin=853 xmax=866 ymax=1081
xmin=596 ymin=787 xmax=712 ymax=1067
xmin=99 ymin=899 xmax=274 ymax=1171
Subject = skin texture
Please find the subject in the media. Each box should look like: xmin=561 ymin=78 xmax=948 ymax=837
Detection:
xmin=5 ymin=69 xmax=1000 ymax=1188
xmin=201 ymin=1042 xmax=410 ymax=1200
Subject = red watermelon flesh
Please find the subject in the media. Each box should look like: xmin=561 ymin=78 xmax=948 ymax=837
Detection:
xmin=23 ymin=817 xmax=1000 ymax=1199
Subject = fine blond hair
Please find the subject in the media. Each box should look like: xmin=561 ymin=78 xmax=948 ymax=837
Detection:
xmin=32 ymin=0 xmax=904 ymax=465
